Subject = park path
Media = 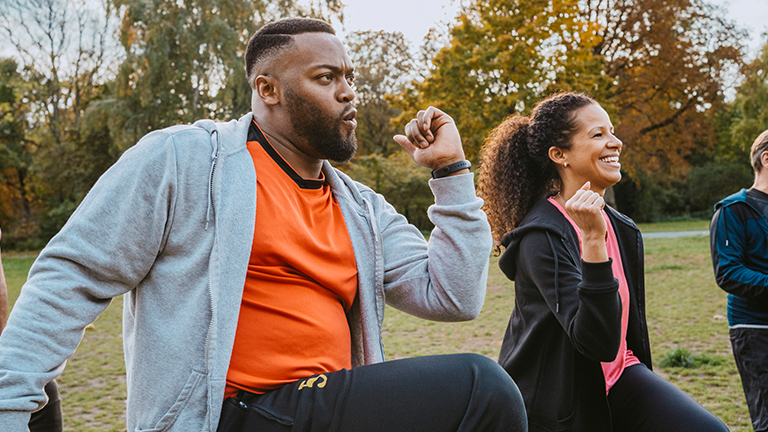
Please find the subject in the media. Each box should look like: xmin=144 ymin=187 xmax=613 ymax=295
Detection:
xmin=3 ymin=253 xmax=39 ymax=258
xmin=642 ymin=230 xmax=708 ymax=239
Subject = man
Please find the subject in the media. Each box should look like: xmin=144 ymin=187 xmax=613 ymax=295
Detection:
xmin=0 ymin=228 xmax=63 ymax=431
xmin=710 ymin=129 xmax=768 ymax=432
xmin=0 ymin=18 xmax=527 ymax=431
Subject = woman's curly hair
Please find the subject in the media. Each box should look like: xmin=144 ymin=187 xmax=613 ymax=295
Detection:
xmin=478 ymin=92 xmax=597 ymax=247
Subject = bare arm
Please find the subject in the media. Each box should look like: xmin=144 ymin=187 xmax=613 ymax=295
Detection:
xmin=0 ymin=228 xmax=8 ymax=335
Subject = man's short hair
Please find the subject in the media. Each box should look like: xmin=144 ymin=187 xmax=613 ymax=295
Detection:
xmin=245 ymin=18 xmax=335 ymax=84
xmin=750 ymin=129 xmax=768 ymax=173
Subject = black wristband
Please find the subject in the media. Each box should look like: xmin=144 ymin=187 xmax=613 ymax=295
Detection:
xmin=431 ymin=160 xmax=472 ymax=179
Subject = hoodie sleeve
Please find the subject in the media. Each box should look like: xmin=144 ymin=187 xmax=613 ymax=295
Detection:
xmin=517 ymin=230 xmax=622 ymax=362
xmin=376 ymin=173 xmax=493 ymax=322
xmin=710 ymin=205 xmax=768 ymax=304
xmin=0 ymin=131 xmax=180 ymax=427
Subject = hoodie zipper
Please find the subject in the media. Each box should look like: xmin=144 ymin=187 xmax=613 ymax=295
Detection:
xmin=364 ymin=198 xmax=386 ymax=358
xmin=545 ymin=232 xmax=560 ymax=313
xmin=203 ymin=129 xmax=220 ymax=398
xmin=205 ymin=130 xmax=220 ymax=230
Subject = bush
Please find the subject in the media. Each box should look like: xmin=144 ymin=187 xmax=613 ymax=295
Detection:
xmin=614 ymin=161 xmax=752 ymax=223
xmin=686 ymin=161 xmax=752 ymax=213
xmin=658 ymin=347 xmax=724 ymax=369
xmin=614 ymin=172 xmax=689 ymax=223
xmin=342 ymin=152 xmax=435 ymax=231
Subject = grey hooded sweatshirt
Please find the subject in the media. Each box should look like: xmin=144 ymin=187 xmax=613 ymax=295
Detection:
xmin=0 ymin=113 xmax=492 ymax=431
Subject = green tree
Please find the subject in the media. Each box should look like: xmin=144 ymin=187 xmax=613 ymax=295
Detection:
xmin=342 ymin=30 xmax=443 ymax=230
xmin=729 ymin=39 xmax=768 ymax=153
xmin=0 ymin=0 xmax=119 ymax=246
xmin=345 ymin=30 xmax=416 ymax=156
xmin=0 ymin=1 xmax=347 ymax=246
xmin=0 ymin=0 xmax=118 ymax=145
xmin=112 ymin=0 xmax=344 ymax=148
xmin=0 ymin=58 xmax=36 ymax=246
xmin=391 ymin=0 xmax=590 ymax=160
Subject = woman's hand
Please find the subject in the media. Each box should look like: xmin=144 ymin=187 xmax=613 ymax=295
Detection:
xmin=565 ymin=182 xmax=608 ymax=263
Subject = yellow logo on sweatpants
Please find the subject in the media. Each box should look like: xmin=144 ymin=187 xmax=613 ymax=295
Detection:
xmin=298 ymin=374 xmax=327 ymax=390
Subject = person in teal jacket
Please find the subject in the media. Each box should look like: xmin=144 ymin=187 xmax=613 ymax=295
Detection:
xmin=0 ymin=18 xmax=526 ymax=432
xmin=710 ymin=129 xmax=768 ymax=432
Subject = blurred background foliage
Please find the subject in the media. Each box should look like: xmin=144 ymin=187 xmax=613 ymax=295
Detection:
xmin=0 ymin=0 xmax=766 ymax=249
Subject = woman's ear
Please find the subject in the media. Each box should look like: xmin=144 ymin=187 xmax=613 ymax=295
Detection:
xmin=254 ymin=75 xmax=280 ymax=106
xmin=549 ymin=146 xmax=567 ymax=168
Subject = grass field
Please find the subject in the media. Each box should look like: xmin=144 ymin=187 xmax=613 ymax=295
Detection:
xmin=636 ymin=219 xmax=710 ymax=233
xmin=3 ymin=229 xmax=752 ymax=431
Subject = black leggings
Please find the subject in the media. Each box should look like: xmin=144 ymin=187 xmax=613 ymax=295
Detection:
xmin=608 ymin=364 xmax=728 ymax=432
xmin=217 ymin=353 xmax=527 ymax=432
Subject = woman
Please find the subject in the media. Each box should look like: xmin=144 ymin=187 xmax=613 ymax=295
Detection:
xmin=478 ymin=92 xmax=728 ymax=432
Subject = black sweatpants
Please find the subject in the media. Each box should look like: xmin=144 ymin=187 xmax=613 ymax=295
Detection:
xmin=608 ymin=364 xmax=729 ymax=432
xmin=28 ymin=380 xmax=63 ymax=432
xmin=730 ymin=327 xmax=768 ymax=432
xmin=217 ymin=353 xmax=528 ymax=432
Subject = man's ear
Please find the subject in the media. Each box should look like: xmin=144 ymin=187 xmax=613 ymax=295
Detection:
xmin=549 ymin=146 xmax=566 ymax=167
xmin=254 ymin=75 xmax=280 ymax=106
xmin=761 ymin=150 xmax=768 ymax=169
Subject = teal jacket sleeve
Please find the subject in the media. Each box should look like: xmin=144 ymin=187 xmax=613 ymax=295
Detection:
xmin=710 ymin=205 xmax=768 ymax=305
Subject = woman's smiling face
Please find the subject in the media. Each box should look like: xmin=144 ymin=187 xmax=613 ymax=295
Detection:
xmin=560 ymin=103 xmax=623 ymax=194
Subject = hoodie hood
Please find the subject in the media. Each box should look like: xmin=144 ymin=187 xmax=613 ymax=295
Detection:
xmin=499 ymin=196 xmax=579 ymax=281
xmin=499 ymin=196 xmax=581 ymax=313
xmin=193 ymin=114 xmax=252 ymax=229
xmin=713 ymin=188 xmax=767 ymax=249
xmin=715 ymin=188 xmax=749 ymax=211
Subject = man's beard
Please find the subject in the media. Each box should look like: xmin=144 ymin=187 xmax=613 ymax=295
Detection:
xmin=284 ymin=87 xmax=357 ymax=163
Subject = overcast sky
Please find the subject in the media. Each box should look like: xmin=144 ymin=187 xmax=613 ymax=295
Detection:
xmin=337 ymin=0 xmax=768 ymax=59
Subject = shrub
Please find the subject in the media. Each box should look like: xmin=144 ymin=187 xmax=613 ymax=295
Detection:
xmin=658 ymin=347 xmax=724 ymax=369
xmin=686 ymin=161 xmax=752 ymax=214
xmin=342 ymin=152 xmax=434 ymax=231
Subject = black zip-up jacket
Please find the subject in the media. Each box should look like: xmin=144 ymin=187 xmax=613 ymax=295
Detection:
xmin=497 ymin=196 xmax=652 ymax=432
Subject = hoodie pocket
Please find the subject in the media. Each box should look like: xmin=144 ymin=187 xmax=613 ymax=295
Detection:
xmin=134 ymin=369 xmax=207 ymax=432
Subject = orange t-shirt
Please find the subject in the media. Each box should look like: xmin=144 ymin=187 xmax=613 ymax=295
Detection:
xmin=224 ymin=121 xmax=358 ymax=398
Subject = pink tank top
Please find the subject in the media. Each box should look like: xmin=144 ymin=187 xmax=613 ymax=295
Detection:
xmin=548 ymin=197 xmax=641 ymax=393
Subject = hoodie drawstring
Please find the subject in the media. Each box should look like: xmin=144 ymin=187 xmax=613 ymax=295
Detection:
xmin=545 ymin=232 xmax=560 ymax=313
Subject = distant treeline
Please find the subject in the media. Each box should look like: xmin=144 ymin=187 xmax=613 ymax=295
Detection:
xmin=0 ymin=0 xmax=766 ymax=250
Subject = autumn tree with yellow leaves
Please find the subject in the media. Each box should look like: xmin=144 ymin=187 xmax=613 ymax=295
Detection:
xmin=392 ymin=0 xmax=745 ymax=192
